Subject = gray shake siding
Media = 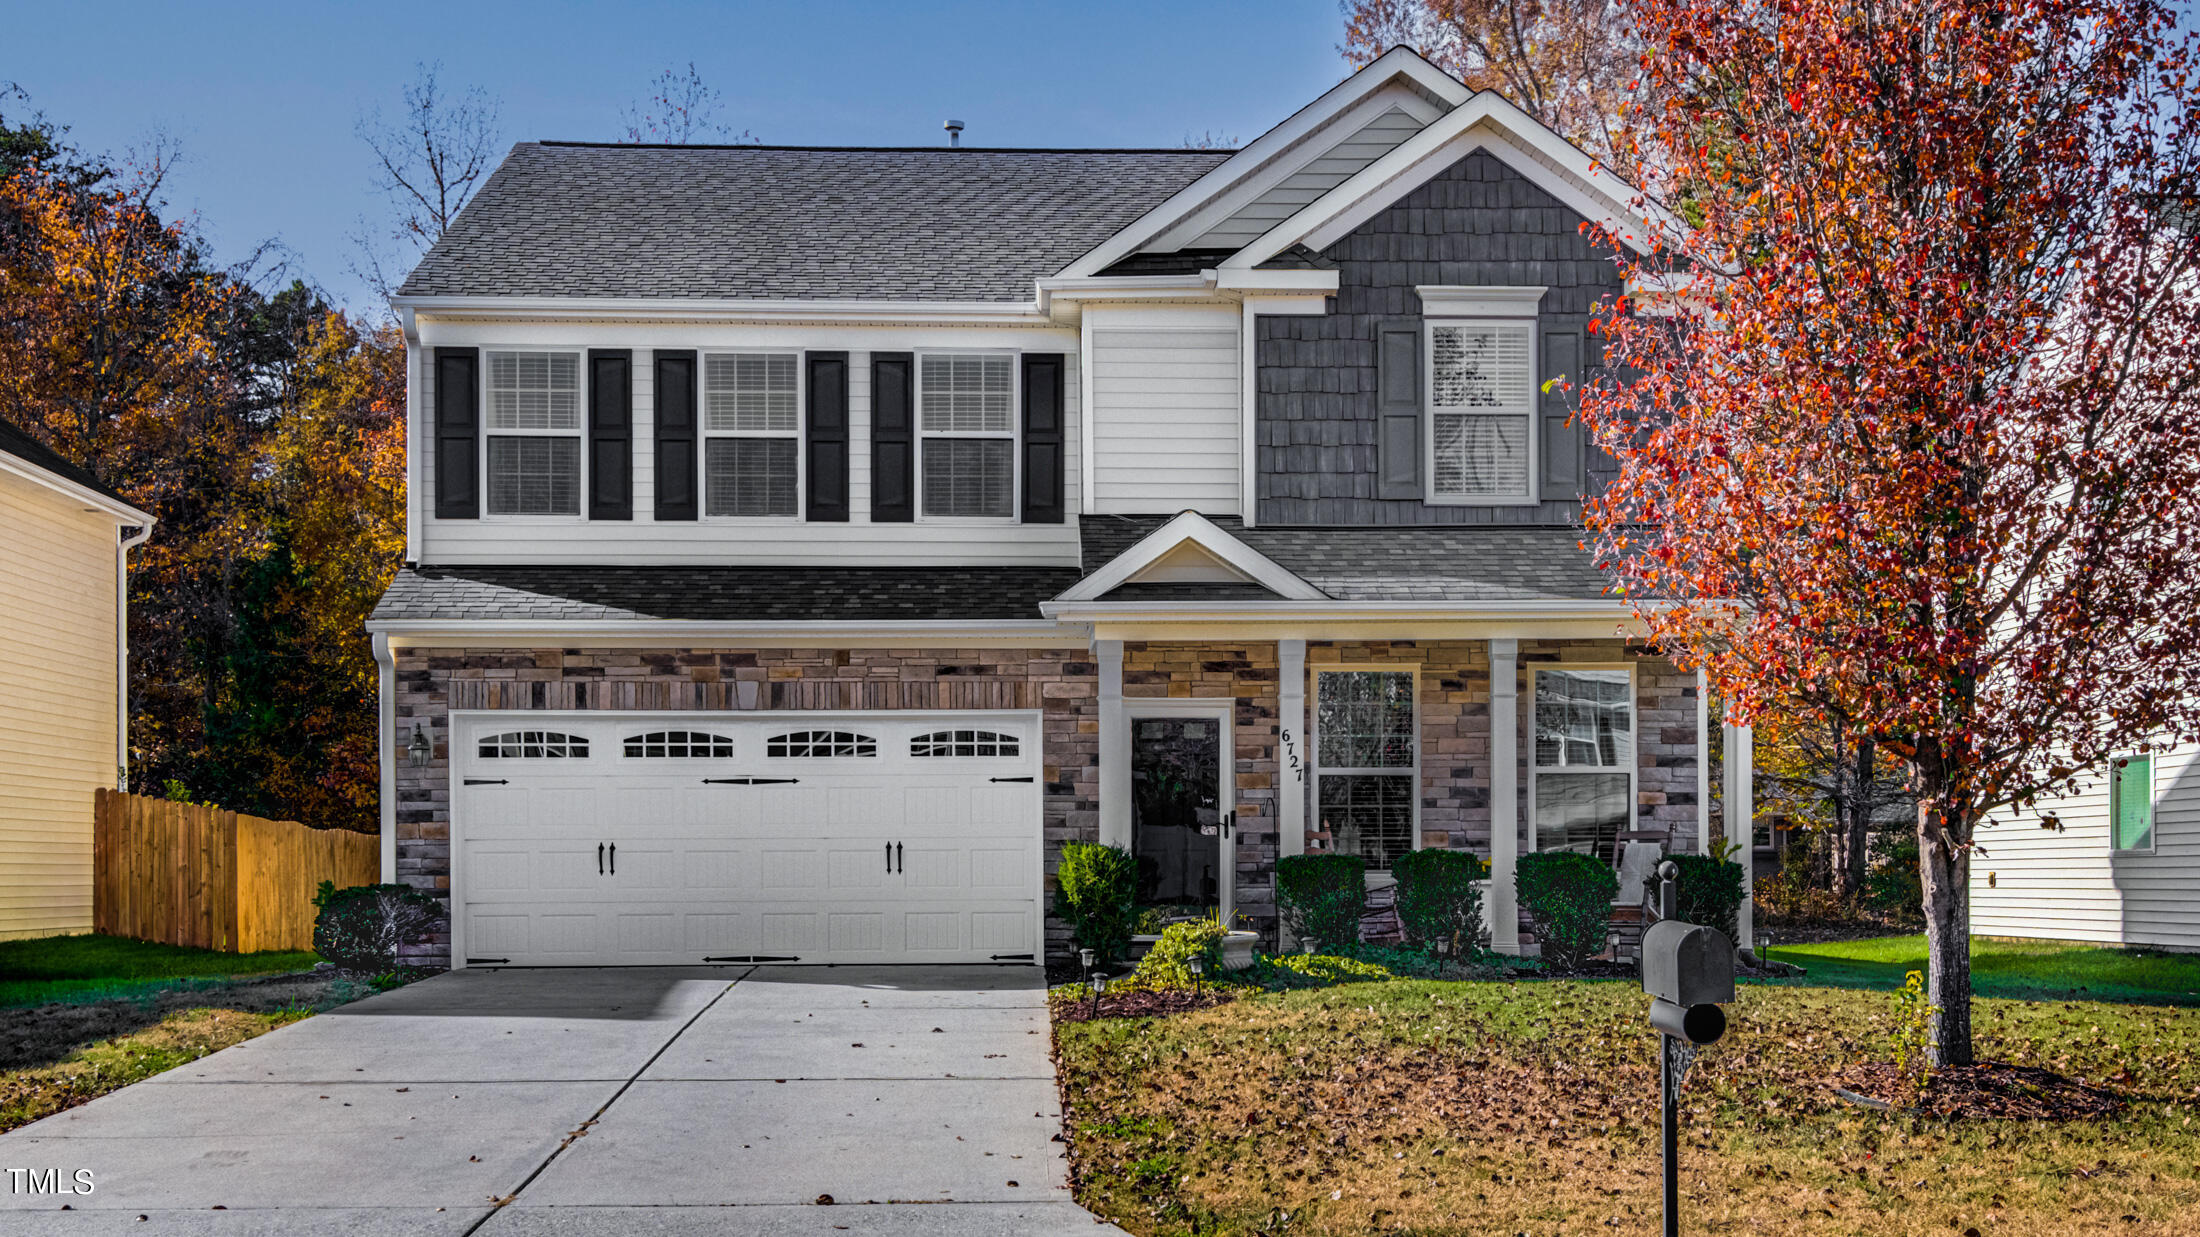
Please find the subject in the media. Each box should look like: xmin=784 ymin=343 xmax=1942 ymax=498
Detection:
xmin=1256 ymin=149 xmax=1627 ymax=526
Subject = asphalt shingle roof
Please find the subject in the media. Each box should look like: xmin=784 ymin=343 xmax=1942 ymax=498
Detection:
xmin=371 ymin=564 xmax=1083 ymax=624
xmin=0 ymin=415 xmax=138 ymax=511
xmin=1076 ymin=515 xmax=1616 ymax=604
xmin=397 ymin=143 xmax=1232 ymax=302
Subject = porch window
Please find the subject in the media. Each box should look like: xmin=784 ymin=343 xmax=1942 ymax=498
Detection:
xmin=918 ymin=353 xmax=1015 ymax=518
xmin=1532 ymin=667 xmax=1634 ymax=864
xmin=1425 ymin=319 xmax=1534 ymax=502
xmin=485 ymin=351 xmax=582 ymax=515
xmin=702 ymin=352 xmax=801 ymax=517
xmin=1314 ymin=669 xmax=1417 ymax=870
xmin=2112 ymin=755 xmax=2154 ymax=852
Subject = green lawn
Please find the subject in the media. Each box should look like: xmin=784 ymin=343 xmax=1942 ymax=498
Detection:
xmin=0 ymin=934 xmax=320 ymax=1008
xmin=1055 ymin=978 xmax=2200 ymax=1236
xmin=1758 ymin=934 xmax=2200 ymax=1005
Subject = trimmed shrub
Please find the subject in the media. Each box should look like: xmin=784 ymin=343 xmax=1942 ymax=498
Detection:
xmin=1392 ymin=848 xmax=1490 ymax=955
xmin=1514 ymin=852 xmax=1618 ymax=970
xmin=1250 ymin=952 xmax=1396 ymax=990
xmin=1132 ymin=917 xmax=1228 ymax=991
xmin=311 ymin=882 xmax=445 ymax=972
xmin=1668 ymin=852 xmax=1746 ymax=944
xmin=1055 ymin=842 xmax=1140 ymax=967
xmin=1275 ymin=854 xmax=1366 ymax=953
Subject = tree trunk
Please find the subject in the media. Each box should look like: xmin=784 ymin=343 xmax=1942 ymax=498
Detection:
xmin=1836 ymin=737 xmax=1874 ymax=902
xmin=1917 ymin=793 xmax=1973 ymax=1068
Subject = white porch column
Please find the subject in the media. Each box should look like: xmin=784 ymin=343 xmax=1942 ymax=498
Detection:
xmin=1488 ymin=638 xmax=1520 ymax=953
xmin=1696 ymin=669 xmax=1711 ymax=857
xmin=1097 ymin=639 xmax=1130 ymax=851
xmin=1277 ymin=638 xmax=1306 ymax=861
xmin=1723 ymin=720 xmax=1756 ymax=951
xmin=375 ymin=632 xmax=397 ymax=885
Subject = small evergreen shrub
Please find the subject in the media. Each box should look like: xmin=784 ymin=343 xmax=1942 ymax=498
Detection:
xmin=1392 ymin=848 xmax=1490 ymax=955
xmin=1249 ymin=952 xmax=1396 ymax=990
xmin=1514 ymin=852 xmax=1618 ymax=970
xmin=1275 ymin=854 xmax=1367 ymax=953
xmin=1055 ymin=842 xmax=1140 ymax=966
xmin=312 ymin=881 xmax=445 ymax=972
xmin=1132 ymin=917 xmax=1228 ymax=991
xmin=1667 ymin=852 xmax=1746 ymax=943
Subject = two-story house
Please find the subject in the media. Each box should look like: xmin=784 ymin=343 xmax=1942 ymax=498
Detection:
xmin=369 ymin=47 xmax=1756 ymax=969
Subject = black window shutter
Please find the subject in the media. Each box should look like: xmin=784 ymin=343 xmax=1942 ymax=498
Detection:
xmin=587 ymin=349 xmax=633 ymax=520
xmin=805 ymin=351 xmax=850 ymax=522
xmin=870 ymin=352 xmax=915 ymax=523
xmin=433 ymin=347 xmax=480 ymax=519
xmin=1020 ymin=353 xmax=1066 ymax=524
xmin=1539 ymin=326 xmax=1584 ymax=499
xmin=653 ymin=350 xmax=698 ymax=521
xmin=1374 ymin=321 xmax=1421 ymax=500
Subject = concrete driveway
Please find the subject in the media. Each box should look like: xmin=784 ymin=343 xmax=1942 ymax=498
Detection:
xmin=0 ymin=966 xmax=1121 ymax=1235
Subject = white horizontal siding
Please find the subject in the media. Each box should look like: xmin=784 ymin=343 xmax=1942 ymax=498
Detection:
xmin=413 ymin=331 xmax=1083 ymax=567
xmin=1089 ymin=326 xmax=1240 ymax=515
xmin=1972 ymin=746 xmax=2200 ymax=950
xmin=1193 ymin=106 xmax=1425 ymax=249
xmin=0 ymin=468 xmax=117 ymax=940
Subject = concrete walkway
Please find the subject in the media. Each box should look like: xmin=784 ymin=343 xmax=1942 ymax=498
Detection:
xmin=0 ymin=966 xmax=1121 ymax=1235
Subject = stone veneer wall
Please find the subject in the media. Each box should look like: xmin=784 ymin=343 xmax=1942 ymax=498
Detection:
xmin=1120 ymin=643 xmax=1283 ymax=937
xmin=390 ymin=646 xmax=1100 ymax=966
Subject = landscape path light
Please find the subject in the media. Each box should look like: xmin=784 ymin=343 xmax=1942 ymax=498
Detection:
xmin=1088 ymin=972 xmax=1108 ymax=1018
xmin=1187 ymin=953 xmax=1204 ymax=997
xmin=1640 ymin=860 xmax=1737 ymax=1237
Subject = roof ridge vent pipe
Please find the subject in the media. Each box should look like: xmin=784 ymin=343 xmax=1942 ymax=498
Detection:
xmin=944 ymin=119 xmax=964 ymax=148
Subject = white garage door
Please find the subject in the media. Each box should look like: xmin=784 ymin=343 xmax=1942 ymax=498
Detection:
xmin=450 ymin=712 xmax=1043 ymax=967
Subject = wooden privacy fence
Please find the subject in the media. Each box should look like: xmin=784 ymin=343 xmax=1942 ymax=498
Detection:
xmin=93 ymin=789 xmax=379 ymax=953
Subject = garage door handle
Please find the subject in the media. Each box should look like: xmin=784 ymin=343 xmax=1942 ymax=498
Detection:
xmin=885 ymin=841 xmax=892 ymax=873
xmin=702 ymin=776 xmax=800 ymax=785
xmin=598 ymin=843 xmax=605 ymax=875
xmin=464 ymin=778 xmax=507 ymax=786
xmin=608 ymin=843 xmax=615 ymax=875
xmin=990 ymin=776 xmax=1033 ymax=783
xmin=896 ymin=842 xmax=903 ymax=873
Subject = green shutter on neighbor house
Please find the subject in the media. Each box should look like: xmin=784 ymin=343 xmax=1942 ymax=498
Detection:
xmin=2113 ymin=755 xmax=2153 ymax=851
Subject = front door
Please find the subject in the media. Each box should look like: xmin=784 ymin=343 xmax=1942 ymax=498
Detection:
xmin=1129 ymin=709 xmax=1234 ymax=926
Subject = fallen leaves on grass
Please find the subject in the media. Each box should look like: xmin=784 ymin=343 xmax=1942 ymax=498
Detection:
xmin=1835 ymin=1061 xmax=2127 ymax=1120
xmin=1055 ymin=990 xmax=1238 ymax=1023
xmin=0 ymin=1006 xmax=311 ymax=1133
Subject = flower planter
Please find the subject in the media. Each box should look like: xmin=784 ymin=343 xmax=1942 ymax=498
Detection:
xmin=1125 ymin=928 xmax=1259 ymax=971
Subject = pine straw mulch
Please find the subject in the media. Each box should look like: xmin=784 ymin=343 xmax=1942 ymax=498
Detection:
xmin=1054 ymin=988 xmax=1238 ymax=1023
xmin=1833 ymin=1059 xmax=2128 ymax=1120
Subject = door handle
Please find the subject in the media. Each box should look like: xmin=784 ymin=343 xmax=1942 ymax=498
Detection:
xmin=895 ymin=842 xmax=904 ymax=873
xmin=885 ymin=841 xmax=892 ymax=874
xmin=1223 ymin=811 xmax=1235 ymax=840
xmin=598 ymin=843 xmax=605 ymax=875
xmin=609 ymin=843 xmax=616 ymax=875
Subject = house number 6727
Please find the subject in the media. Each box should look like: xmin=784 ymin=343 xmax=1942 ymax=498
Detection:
xmin=1281 ymin=728 xmax=1304 ymax=783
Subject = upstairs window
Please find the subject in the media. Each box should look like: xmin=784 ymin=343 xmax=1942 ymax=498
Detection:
xmin=2112 ymin=755 xmax=2154 ymax=852
xmin=486 ymin=352 xmax=582 ymax=515
xmin=766 ymin=730 xmax=878 ymax=758
xmin=478 ymin=730 xmax=589 ymax=759
xmin=703 ymin=353 xmax=800 ymax=518
xmin=919 ymin=354 xmax=1015 ymax=519
xmin=1425 ymin=320 xmax=1534 ymax=503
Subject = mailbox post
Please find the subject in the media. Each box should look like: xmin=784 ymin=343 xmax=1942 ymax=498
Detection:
xmin=1640 ymin=861 xmax=1736 ymax=1237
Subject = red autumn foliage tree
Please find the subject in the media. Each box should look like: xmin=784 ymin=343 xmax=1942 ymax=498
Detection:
xmin=1580 ymin=0 xmax=2200 ymax=1066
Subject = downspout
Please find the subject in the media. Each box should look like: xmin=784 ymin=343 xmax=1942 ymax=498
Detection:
xmin=374 ymin=632 xmax=397 ymax=885
xmin=115 ymin=523 xmax=153 ymax=790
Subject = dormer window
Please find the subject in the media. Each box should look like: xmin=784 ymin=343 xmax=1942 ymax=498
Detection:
xmin=703 ymin=353 xmax=801 ymax=518
xmin=486 ymin=351 xmax=582 ymax=515
xmin=918 ymin=353 xmax=1016 ymax=519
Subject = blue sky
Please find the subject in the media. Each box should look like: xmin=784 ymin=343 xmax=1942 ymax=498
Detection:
xmin=7 ymin=1 xmax=1348 ymax=310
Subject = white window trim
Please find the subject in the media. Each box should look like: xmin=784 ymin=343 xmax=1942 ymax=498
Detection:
xmin=1311 ymin=664 xmax=1422 ymax=876
xmin=1526 ymin=662 xmax=1639 ymax=863
xmin=1421 ymin=313 xmax=1539 ymax=508
xmin=915 ymin=350 xmax=1021 ymax=525
xmin=699 ymin=348 xmax=806 ymax=524
xmin=480 ymin=347 xmax=587 ymax=521
xmin=2110 ymin=753 xmax=2157 ymax=856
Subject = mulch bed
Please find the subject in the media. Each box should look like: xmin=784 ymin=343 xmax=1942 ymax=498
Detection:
xmin=1053 ymin=989 xmax=1237 ymax=1023
xmin=1833 ymin=1060 xmax=2127 ymax=1120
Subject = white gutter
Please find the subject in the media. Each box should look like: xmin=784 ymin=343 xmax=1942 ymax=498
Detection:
xmin=116 ymin=522 xmax=153 ymax=790
xmin=1039 ymin=598 xmax=1641 ymax=622
xmin=0 ymin=452 xmax=153 ymax=525
xmin=390 ymin=294 xmax=1051 ymax=327
xmin=1033 ymin=270 xmax=1339 ymax=317
xmin=373 ymin=632 xmax=397 ymax=884
xmin=366 ymin=617 xmax=1092 ymax=648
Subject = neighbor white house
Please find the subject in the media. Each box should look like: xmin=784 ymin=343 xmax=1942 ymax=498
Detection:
xmin=1972 ymin=749 xmax=2200 ymax=951
xmin=0 ymin=416 xmax=153 ymax=940
xmin=369 ymin=47 xmax=1758 ymax=970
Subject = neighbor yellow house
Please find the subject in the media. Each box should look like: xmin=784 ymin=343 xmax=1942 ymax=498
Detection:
xmin=0 ymin=417 xmax=152 ymax=940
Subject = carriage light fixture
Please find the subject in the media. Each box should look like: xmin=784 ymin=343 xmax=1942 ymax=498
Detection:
xmin=405 ymin=722 xmax=432 ymax=769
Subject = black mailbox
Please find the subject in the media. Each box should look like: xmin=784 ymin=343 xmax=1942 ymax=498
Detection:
xmin=1641 ymin=920 xmax=1736 ymax=1008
